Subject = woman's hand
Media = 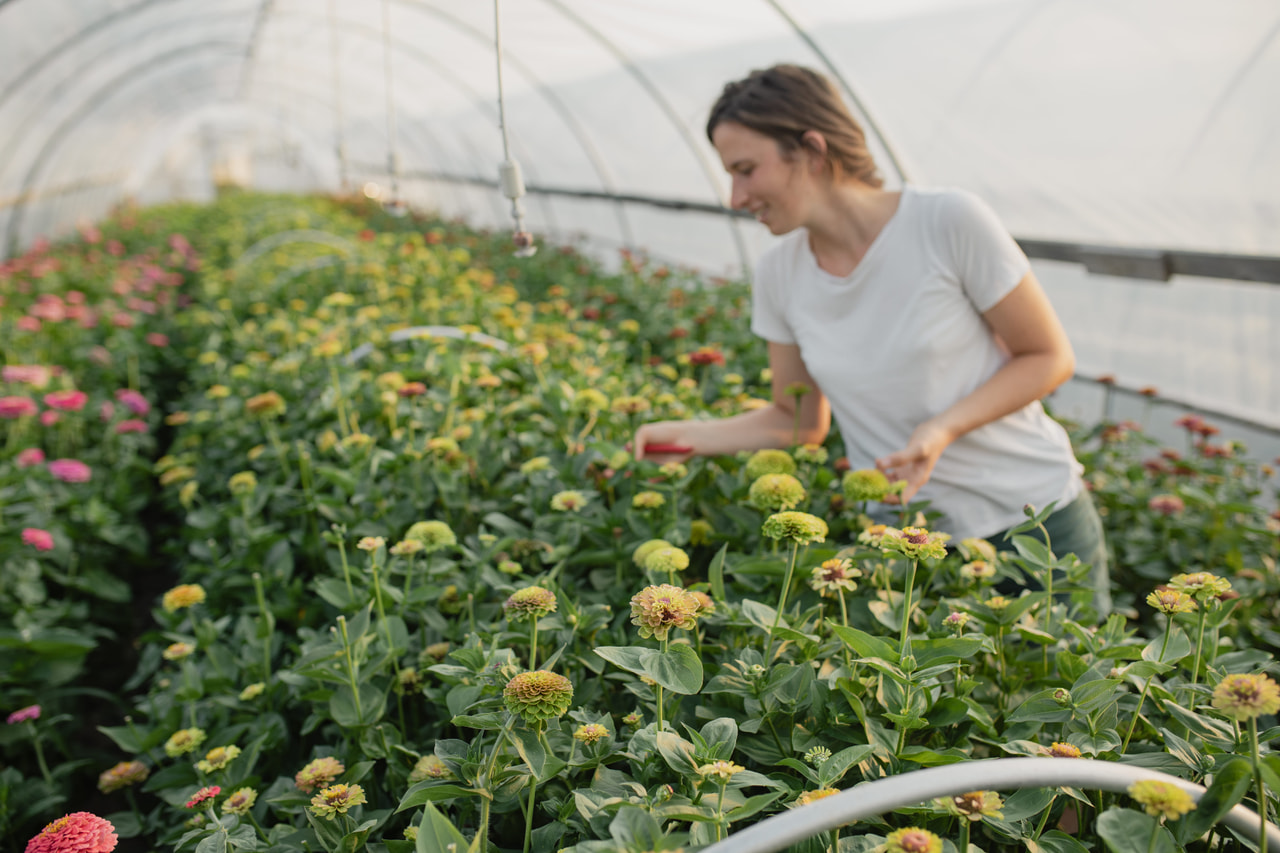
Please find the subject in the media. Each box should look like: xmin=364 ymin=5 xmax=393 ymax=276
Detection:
xmin=875 ymin=420 xmax=955 ymax=504
xmin=632 ymin=420 xmax=698 ymax=463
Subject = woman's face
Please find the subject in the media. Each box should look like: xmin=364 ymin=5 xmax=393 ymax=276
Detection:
xmin=712 ymin=121 xmax=810 ymax=235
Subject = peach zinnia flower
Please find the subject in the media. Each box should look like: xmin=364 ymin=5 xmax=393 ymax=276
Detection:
xmin=185 ymin=785 xmax=221 ymax=809
xmin=24 ymin=812 xmax=117 ymax=853
xmin=295 ymin=756 xmax=345 ymax=792
xmin=98 ymin=761 xmax=149 ymax=794
xmin=1148 ymin=494 xmax=1185 ymax=515
xmin=1211 ymin=672 xmax=1280 ymax=721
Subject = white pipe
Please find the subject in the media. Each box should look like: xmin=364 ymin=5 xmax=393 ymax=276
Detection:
xmin=700 ymin=757 xmax=1280 ymax=853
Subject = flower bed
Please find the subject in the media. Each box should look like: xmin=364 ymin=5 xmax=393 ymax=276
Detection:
xmin=2 ymin=192 xmax=1277 ymax=853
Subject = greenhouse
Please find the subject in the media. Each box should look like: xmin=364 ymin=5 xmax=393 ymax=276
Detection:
xmin=1 ymin=1 xmax=1278 ymax=852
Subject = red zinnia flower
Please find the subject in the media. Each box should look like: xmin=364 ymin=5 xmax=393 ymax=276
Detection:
xmin=185 ymin=785 xmax=221 ymax=809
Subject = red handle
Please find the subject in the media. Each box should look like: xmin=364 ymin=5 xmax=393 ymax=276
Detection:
xmin=643 ymin=443 xmax=693 ymax=455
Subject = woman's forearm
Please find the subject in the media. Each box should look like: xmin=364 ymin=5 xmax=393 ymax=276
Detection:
xmin=928 ymin=350 xmax=1073 ymax=443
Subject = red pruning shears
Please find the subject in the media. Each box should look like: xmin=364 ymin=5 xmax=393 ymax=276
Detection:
xmin=625 ymin=442 xmax=694 ymax=455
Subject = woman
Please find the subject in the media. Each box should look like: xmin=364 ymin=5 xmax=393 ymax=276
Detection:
xmin=634 ymin=64 xmax=1109 ymax=614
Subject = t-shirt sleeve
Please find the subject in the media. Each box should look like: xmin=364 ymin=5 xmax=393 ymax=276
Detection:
xmin=939 ymin=190 xmax=1031 ymax=313
xmin=749 ymin=244 xmax=797 ymax=345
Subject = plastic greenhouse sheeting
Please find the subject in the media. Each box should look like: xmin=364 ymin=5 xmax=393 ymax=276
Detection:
xmin=1 ymin=0 xmax=1278 ymax=431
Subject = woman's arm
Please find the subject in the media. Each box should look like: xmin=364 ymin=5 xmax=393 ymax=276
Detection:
xmin=876 ymin=270 xmax=1075 ymax=501
xmin=634 ymin=341 xmax=831 ymax=461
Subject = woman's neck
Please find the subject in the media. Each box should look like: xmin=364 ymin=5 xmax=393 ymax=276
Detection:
xmin=805 ymin=182 xmax=901 ymax=277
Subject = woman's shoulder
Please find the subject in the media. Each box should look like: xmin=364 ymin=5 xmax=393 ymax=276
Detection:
xmin=904 ymin=184 xmax=992 ymax=222
xmin=754 ymin=228 xmax=811 ymax=278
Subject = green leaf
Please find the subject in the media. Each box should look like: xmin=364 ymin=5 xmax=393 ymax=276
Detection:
xmin=195 ymin=832 xmax=229 ymax=853
xmin=398 ymin=783 xmax=483 ymax=811
xmin=655 ymin=731 xmax=700 ymax=776
xmin=1033 ymin=829 xmax=1093 ymax=853
xmin=609 ymin=805 xmax=664 ymax=849
xmin=1142 ymin=629 xmax=1191 ymax=665
xmin=415 ymin=801 xmax=470 ymax=853
xmin=1097 ymin=807 xmax=1176 ymax=853
xmin=643 ymin=644 xmax=704 ymax=695
xmin=816 ymin=745 xmax=875 ymax=787
xmin=512 ymin=728 xmax=566 ymax=782
xmin=708 ymin=543 xmax=728 ymax=602
xmin=593 ymin=646 xmax=648 ymax=677
xmin=726 ymin=791 xmax=783 ymax=821
xmin=330 ymin=683 xmax=387 ymax=727
xmin=1176 ymin=756 xmax=1251 ymax=844
xmin=830 ymin=624 xmax=898 ymax=662
xmin=912 ymin=637 xmax=986 ymax=669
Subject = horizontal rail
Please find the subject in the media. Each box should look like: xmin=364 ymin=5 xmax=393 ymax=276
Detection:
xmin=700 ymin=757 xmax=1280 ymax=853
xmin=372 ymin=167 xmax=1280 ymax=286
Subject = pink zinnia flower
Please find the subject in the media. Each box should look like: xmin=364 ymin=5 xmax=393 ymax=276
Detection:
xmin=44 ymin=390 xmax=88 ymax=412
xmin=66 ymin=290 xmax=86 ymax=305
xmin=100 ymin=401 xmax=115 ymax=421
xmin=25 ymin=811 xmax=118 ymax=853
xmin=115 ymin=420 xmax=147 ymax=434
xmin=3 ymin=365 xmax=52 ymax=387
xmin=1148 ymin=494 xmax=1185 ymax=516
xmin=48 ymin=459 xmax=92 ymax=483
xmin=40 ymin=410 xmax=60 ymax=427
xmin=146 ymin=333 xmax=169 ymax=347
xmin=106 ymin=240 xmax=124 ymax=256
xmin=22 ymin=529 xmax=54 ymax=551
xmin=16 ymin=316 xmax=41 ymax=332
xmin=0 ymin=396 xmax=38 ymax=418
xmin=89 ymin=347 xmax=111 ymax=366
xmin=185 ymin=785 xmax=221 ymax=809
xmin=114 ymin=389 xmax=150 ymax=415
xmin=17 ymin=448 xmax=45 ymax=468
xmin=7 ymin=704 xmax=41 ymax=724
xmin=110 ymin=313 xmax=134 ymax=329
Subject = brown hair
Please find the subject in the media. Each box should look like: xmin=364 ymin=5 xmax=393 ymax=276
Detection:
xmin=706 ymin=64 xmax=883 ymax=188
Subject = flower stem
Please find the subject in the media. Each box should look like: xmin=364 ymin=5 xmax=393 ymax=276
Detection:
xmin=529 ymin=620 xmax=540 ymax=671
xmin=765 ymin=541 xmax=800 ymax=664
xmin=1251 ymin=717 xmax=1268 ymax=853
xmin=523 ymin=777 xmax=538 ymax=853
xmin=336 ymin=616 xmax=363 ymax=722
xmin=898 ymin=558 xmax=919 ymax=658
xmin=335 ymin=536 xmax=354 ymax=600
xmin=1189 ymin=607 xmax=1208 ymax=688
xmin=253 ymin=572 xmax=272 ymax=680
xmin=960 ymin=820 xmax=971 ymax=853
xmin=29 ymin=728 xmax=53 ymax=785
xmin=657 ymin=637 xmax=667 ymax=731
xmin=1146 ymin=820 xmax=1160 ymax=853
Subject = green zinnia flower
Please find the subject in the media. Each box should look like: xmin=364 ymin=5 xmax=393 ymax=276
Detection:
xmin=761 ymin=511 xmax=828 ymax=545
xmin=749 ymin=473 xmax=806 ymax=511
xmin=744 ymin=448 xmax=796 ymax=480
xmin=503 ymin=671 xmax=574 ymax=726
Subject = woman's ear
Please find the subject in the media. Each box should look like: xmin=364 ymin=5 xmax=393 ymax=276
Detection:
xmin=799 ymin=130 xmax=829 ymax=173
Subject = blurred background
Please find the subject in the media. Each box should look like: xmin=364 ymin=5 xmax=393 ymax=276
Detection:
xmin=2 ymin=0 xmax=1277 ymax=454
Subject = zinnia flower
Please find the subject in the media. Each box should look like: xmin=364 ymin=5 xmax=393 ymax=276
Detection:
xmin=0 ymin=396 xmax=38 ymax=419
xmin=632 ymin=490 xmax=666 ymax=510
xmin=356 ymin=536 xmax=385 ymax=552
xmin=222 ymin=788 xmax=258 ymax=816
xmin=1148 ymin=494 xmax=1185 ymax=515
xmin=22 ymin=528 xmax=54 ymax=551
xmin=573 ymin=723 xmax=609 ymax=745
xmin=632 ymin=539 xmax=673 ymax=567
xmin=309 ymin=784 xmax=366 ymax=819
xmin=550 ymin=490 xmax=588 ymax=512
xmin=794 ymin=788 xmax=840 ymax=807
xmin=48 ymin=458 xmax=92 ymax=483
xmin=520 ymin=456 xmax=552 ymax=475
xmin=1046 ymin=742 xmax=1082 ymax=758
xmin=1147 ymin=589 xmax=1196 ymax=614
xmin=503 ymin=671 xmax=574 ymax=726
xmin=228 ymin=471 xmax=257 ymax=496
xmin=195 ymin=745 xmax=241 ymax=774
xmin=163 ymin=642 xmax=195 ymax=661
xmin=884 ymin=827 xmax=942 ymax=853
xmin=43 ymin=390 xmax=88 ymax=411
xmin=244 ymin=391 xmax=286 ymax=417
xmin=114 ymin=389 xmax=150 ymax=415
xmin=761 ymin=511 xmax=828 ymax=545
xmin=936 ymin=791 xmax=1004 ymax=821
xmin=643 ymin=546 xmax=690 ymax=575
xmin=696 ymin=761 xmax=745 ymax=782
xmin=881 ymin=526 xmax=950 ymax=560
xmin=744 ymin=448 xmax=796 ymax=480
xmin=185 ymin=786 xmax=221 ymax=809
xmin=164 ymin=728 xmax=207 ymax=757
xmin=810 ymin=558 xmax=861 ymax=596
xmin=1167 ymin=572 xmax=1232 ymax=602
xmin=162 ymin=584 xmax=206 ymax=612
xmin=1211 ymin=672 xmax=1280 ymax=721
xmin=630 ymin=584 xmax=701 ymax=641
xmin=16 ymin=448 xmax=45 ymax=467
xmin=793 ymin=444 xmax=828 ymax=464
xmin=98 ymin=761 xmax=149 ymax=794
xmin=3 ymin=365 xmax=52 ymax=387
xmin=504 ymin=586 xmax=558 ymax=622
xmin=749 ymin=473 xmax=807 ymax=511
xmin=24 ymin=812 xmax=117 ymax=853
xmin=7 ymin=705 xmax=41 ymax=725
xmin=1128 ymin=780 xmax=1195 ymax=821
xmin=689 ymin=519 xmax=714 ymax=546
xmin=295 ymin=756 xmax=345 ymax=792
xmin=239 ymin=683 xmax=265 ymax=701
xmin=408 ymin=755 xmax=453 ymax=783
xmin=960 ymin=560 xmax=996 ymax=582
xmin=114 ymin=420 xmax=147 ymax=434
xmin=404 ymin=520 xmax=456 ymax=552
xmin=842 ymin=468 xmax=891 ymax=502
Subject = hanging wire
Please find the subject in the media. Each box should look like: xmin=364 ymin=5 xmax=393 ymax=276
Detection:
xmin=494 ymin=0 xmax=535 ymax=256
xmin=326 ymin=0 xmax=349 ymax=193
xmin=381 ymin=0 xmax=406 ymax=215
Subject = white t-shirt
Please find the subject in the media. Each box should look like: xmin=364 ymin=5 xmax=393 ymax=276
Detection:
xmin=750 ymin=184 xmax=1083 ymax=539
